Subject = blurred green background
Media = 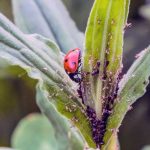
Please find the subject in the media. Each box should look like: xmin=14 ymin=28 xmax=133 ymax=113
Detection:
xmin=0 ymin=0 xmax=150 ymax=150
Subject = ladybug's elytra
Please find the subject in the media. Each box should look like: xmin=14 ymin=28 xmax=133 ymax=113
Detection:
xmin=64 ymin=48 xmax=81 ymax=83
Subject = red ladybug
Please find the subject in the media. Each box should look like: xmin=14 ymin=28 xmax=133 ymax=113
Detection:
xmin=64 ymin=48 xmax=81 ymax=82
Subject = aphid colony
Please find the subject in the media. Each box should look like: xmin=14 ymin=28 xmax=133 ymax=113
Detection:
xmin=63 ymin=48 xmax=119 ymax=148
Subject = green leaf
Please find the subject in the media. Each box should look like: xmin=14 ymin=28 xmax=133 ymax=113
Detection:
xmin=12 ymin=113 xmax=83 ymax=150
xmin=103 ymin=46 xmax=150 ymax=147
xmin=12 ymin=0 xmax=84 ymax=53
xmin=103 ymin=133 xmax=120 ymax=150
xmin=36 ymin=85 xmax=85 ymax=146
xmin=0 ymin=13 xmax=95 ymax=147
xmin=82 ymin=0 xmax=130 ymax=118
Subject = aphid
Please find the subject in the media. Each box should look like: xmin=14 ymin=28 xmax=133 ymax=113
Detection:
xmin=64 ymin=48 xmax=81 ymax=83
xmin=91 ymin=61 xmax=100 ymax=76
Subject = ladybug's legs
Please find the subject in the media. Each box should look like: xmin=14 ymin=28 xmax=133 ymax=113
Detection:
xmin=68 ymin=72 xmax=81 ymax=83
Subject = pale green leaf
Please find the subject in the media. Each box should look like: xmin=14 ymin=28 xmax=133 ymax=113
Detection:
xmin=103 ymin=46 xmax=150 ymax=147
xmin=12 ymin=113 xmax=83 ymax=150
xmin=12 ymin=0 xmax=84 ymax=53
xmin=140 ymin=4 xmax=150 ymax=21
xmin=0 ymin=13 xmax=95 ymax=147
xmin=142 ymin=145 xmax=150 ymax=150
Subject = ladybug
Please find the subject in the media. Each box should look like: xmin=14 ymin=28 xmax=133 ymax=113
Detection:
xmin=64 ymin=48 xmax=81 ymax=83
